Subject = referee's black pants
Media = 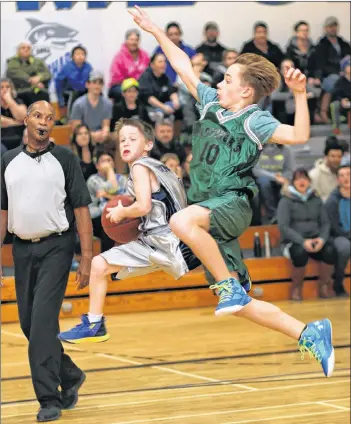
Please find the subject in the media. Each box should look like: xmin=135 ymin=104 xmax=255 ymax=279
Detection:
xmin=13 ymin=231 xmax=83 ymax=407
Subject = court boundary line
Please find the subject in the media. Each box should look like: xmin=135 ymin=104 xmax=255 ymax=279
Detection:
xmin=1 ymin=379 xmax=348 ymax=413
xmin=2 ymin=328 xmax=350 ymax=381
xmin=223 ymin=409 xmax=347 ymax=424
xmin=3 ymin=395 xmax=350 ymax=420
xmin=97 ymin=353 xmax=256 ymax=391
xmin=316 ymin=401 xmax=351 ymax=411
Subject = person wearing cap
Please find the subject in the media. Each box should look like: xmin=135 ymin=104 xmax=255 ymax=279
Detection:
xmin=110 ymin=78 xmax=149 ymax=133
xmin=330 ymin=56 xmax=351 ymax=134
xmin=6 ymin=41 xmax=51 ymax=107
xmin=70 ymin=71 xmax=112 ymax=145
xmin=196 ymin=22 xmax=227 ymax=75
xmin=109 ymin=29 xmax=150 ymax=102
xmin=313 ymin=17 xmax=351 ymax=123
xmin=55 ymin=45 xmax=93 ymax=121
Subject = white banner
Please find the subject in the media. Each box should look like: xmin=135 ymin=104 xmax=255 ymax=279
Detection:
xmin=1 ymin=1 xmax=350 ymax=101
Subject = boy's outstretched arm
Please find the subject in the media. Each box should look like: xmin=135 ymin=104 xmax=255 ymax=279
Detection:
xmin=129 ymin=6 xmax=200 ymax=101
xmin=270 ymin=68 xmax=310 ymax=145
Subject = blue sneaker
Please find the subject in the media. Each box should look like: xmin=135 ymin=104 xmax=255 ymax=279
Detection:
xmin=210 ymin=277 xmax=252 ymax=316
xmin=58 ymin=315 xmax=110 ymax=344
xmin=298 ymin=319 xmax=335 ymax=377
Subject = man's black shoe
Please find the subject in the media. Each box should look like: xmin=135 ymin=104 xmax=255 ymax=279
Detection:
xmin=37 ymin=405 xmax=62 ymax=422
xmin=62 ymin=372 xmax=86 ymax=410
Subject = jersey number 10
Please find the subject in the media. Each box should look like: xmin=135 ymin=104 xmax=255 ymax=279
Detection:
xmin=200 ymin=142 xmax=220 ymax=165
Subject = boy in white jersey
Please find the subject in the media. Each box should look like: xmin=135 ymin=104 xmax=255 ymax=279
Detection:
xmin=59 ymin=119 xmax=200 ymax=343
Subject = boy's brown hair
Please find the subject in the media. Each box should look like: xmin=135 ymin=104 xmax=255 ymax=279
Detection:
xmin=115 ymin=118 xmax=155 ymax=144
xmin=234 ymin=53 xmax=281 ymax=103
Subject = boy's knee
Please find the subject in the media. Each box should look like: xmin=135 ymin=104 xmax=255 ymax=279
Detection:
xmin=91 ymin=255 xmax=109 ymax=277
xmin=170 ymin=211 xmax=185 ymax=234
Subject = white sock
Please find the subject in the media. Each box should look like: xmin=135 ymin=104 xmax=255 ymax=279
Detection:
xmin=88 ymin=313 xmax=103 ymax=323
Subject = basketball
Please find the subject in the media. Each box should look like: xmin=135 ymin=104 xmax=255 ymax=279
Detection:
xmin=101 ymin=195 xmax=141 ymax=244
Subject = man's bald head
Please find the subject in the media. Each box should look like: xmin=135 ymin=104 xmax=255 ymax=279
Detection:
xmin=27 ymin=101 xmax=55 ymax=117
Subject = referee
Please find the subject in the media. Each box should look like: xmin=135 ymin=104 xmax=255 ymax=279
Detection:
xmin=1 ymin=101 xmax=93 ymax=422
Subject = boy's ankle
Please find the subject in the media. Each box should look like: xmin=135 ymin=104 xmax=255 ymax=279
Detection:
xmin=88 ymin=312 xmax=103 ymax=323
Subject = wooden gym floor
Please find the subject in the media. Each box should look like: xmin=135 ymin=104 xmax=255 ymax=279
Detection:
xmin=1 ymin=299 xmax=350 ymax=424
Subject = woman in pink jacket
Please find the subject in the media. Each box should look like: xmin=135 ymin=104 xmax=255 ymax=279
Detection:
xmin=108 ymin=29 xmax=150 ymax=102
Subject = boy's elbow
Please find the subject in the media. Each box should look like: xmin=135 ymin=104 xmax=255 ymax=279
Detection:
xmin=139 ymin=203 xmax=152 ymax=216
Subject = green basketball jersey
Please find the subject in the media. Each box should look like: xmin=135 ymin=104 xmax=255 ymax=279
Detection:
xmin=188 ymin=83 xmax=280 ymax=204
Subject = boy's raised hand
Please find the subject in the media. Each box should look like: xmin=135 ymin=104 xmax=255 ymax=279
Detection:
xmin=128 ymin=5 xmax=157 ymax=33
xmin=284 ymin=67 xmax=307 ymax=94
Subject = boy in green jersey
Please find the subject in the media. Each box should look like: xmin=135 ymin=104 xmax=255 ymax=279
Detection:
xmin=130 ymin=6 xmax=335 ymax=378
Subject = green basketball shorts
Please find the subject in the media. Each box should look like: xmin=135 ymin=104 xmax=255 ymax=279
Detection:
xmin=196 ymin=191 xmax=252 ymax=286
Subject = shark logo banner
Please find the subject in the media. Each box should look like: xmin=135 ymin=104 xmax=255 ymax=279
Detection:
xmin=26 ymin=18 xmax=78 ymax=60
xmin=22 ymin=17 xmax=83 ymax=99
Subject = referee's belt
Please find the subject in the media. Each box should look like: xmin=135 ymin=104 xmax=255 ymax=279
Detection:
xmin=16 ymin=232 xmax=67 ymax=243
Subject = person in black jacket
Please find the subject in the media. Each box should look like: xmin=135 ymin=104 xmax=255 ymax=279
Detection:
xmin=330 ymin=56 xmax=351 ymax=134
xmin=110 ymin=78 xmax=150 ymax=132
xmin=150 ymin=119 xmax=186 ymax=165
xmin=286 ymin=21 xmax=317 ymax=82
xmin=138 ymin=53 xmax=181 ymax=123
xmin=240 ymin=22 xmax=284 ymax=69
xmin=196 ymin=22 xmax=227 ymax=76
xmin=325 ymin=164 xmax=351 ymax=297
xmin=312 ymin=17 xmax=351 ymax=122
xmin=277 ymin=168 xmax=337 ymax=301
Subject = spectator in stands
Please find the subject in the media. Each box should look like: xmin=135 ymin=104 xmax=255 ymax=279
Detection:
xmin=212 ymin=49 xmax=238 ymax=88
xmin=178 ymin=55 xmax=212 ymax=132
xmin=271 ymin=59 xmax=320 ymax=124
xmin=286 ymin=21 xmax=317 ymax=81
xmin=71 ymin=124 xmax=97 ymax=181
xmin=340 ymin=139 xmax=350 ymax=165
xmin=196 ymin=22 xmax=226 ymax=75
xmin=253 ymin=142 xmax=295 ymax=223
xmin=6 ymin=41 xmax=51 ymax=107
xmin=160 ymin=153 xmax=183 ymax=179
xmin=55 ymin=45 xmax=92 ymax=122
xmin=241 ymin=22 xmax=284 ymax=69
xmin=87 ymin=149 xmax=128 ymax=251
xmin=1 ymin=78 xmax=27 ymax=151
xmin=309 ymin=137 xmax=344 ymax=201
xmin=70 ymin=71 xmax=112 ymax=145
xmin=150 ymin=120 xmax=186 ymax=165
xmin=110 ymin=78 xmax=149 ymax=131
xmin=109 ymin=29 xmax=150 ymax=102
xmin=325 ymin=164 xmax=350 ymax=297
xmin=330 ymin=56 xmax=351 ymax=135
xmin=182 ymin=149 xmax=193 ymax=191
xmin=277 ymin=168 xmax=336 ymax=301
xmin=313 ymin=17 xmax=351 ymax=123
xmin=139 ymin=53 xmax=181 ymax=123
xmin=154 ymin=22 xmax=196 ymax=84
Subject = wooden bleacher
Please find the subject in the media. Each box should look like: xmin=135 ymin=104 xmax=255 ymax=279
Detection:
xmin=1 ymin=225 xmax=350 ymax=323
xmin=51 ymin=125 xmax=72 ymax=146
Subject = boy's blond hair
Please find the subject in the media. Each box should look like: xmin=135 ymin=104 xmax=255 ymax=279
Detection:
xmin=160 ymin=153 xmax=180 ymax=165
xmin=115 ymin=118 xmax=155 ymax=144
xmin=235 ymin=53 xmax=281 ymax=103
